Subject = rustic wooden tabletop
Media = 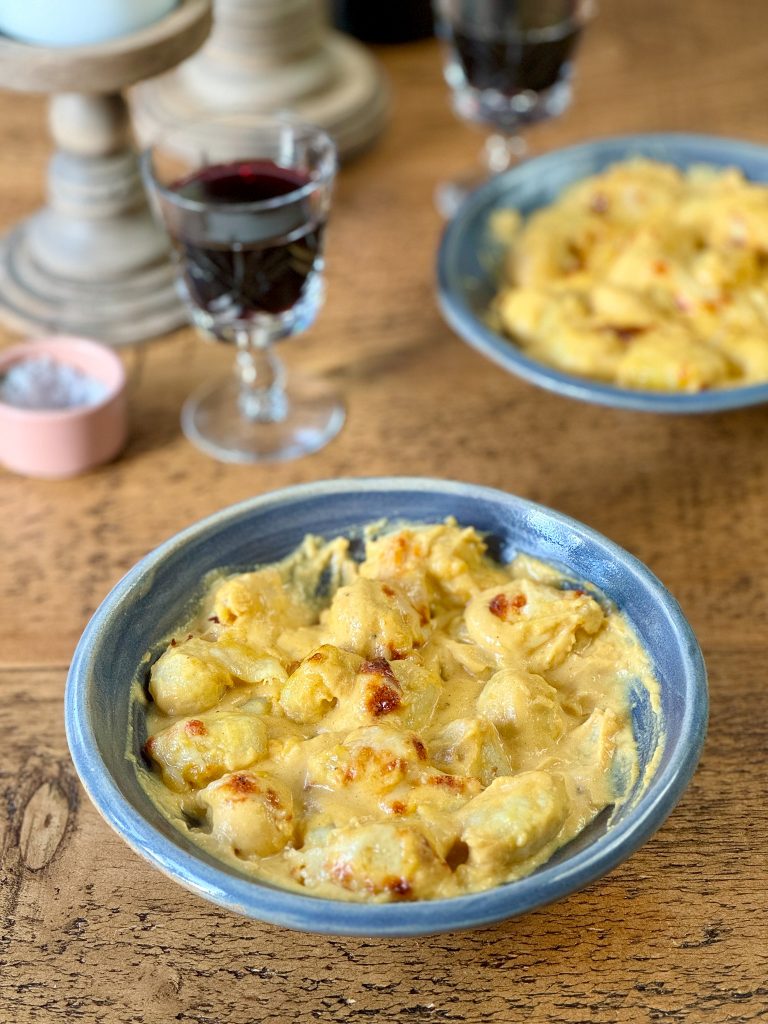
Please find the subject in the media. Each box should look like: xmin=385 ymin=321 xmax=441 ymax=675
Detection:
xmin=2 ymin=1 xmax=767 ymax=1021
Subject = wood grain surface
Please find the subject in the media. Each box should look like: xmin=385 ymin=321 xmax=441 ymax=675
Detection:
xmin=1 ymin=1 xmax=767 ymax=1021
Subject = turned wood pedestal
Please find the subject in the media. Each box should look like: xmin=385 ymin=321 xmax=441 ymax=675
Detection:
xmin=131 ymin=0 xmax=389 ymax=162
xmin=0 ymin=0 xmax=211 ymax=345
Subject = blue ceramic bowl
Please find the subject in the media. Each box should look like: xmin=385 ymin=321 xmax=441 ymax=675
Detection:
xmin=438 ymin=133 xmax=768 ymax=413
xmin=65 ymin=478 xmax=707 ymax=935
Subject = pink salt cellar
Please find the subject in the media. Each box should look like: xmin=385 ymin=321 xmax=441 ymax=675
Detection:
xmin=0 ymin=336 xmax=128 ymax=478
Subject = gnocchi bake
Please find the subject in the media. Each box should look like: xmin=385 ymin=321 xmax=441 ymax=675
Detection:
xmin=493 ymin=158 xmax=768 ymax=392
xmin=135 ymin=521 xmax=659 ymax=902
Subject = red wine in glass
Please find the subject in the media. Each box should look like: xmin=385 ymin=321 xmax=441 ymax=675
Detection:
xmin=168 ymin=160 xmax=326 ymax=328
xmin=142 ymin=118 xmax=342 ymax=464
xmin=434 ymin=0 xmax=593 ymax=216
xmin=449 ymin=20 xmax=583 ymax=100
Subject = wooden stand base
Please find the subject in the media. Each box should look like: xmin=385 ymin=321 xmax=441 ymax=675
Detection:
xmin=0 ymin=221 xmax=183 ymax=346
xmin=132 ymin=1 xmax=388 ymax=160
xmin=0 ymin=0 xmax=211 ymax=344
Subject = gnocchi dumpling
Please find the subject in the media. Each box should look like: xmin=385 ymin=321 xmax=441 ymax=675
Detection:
xmin=477 ymin=669 xmax=567 ymax=747
xmin=553 ymin=707 xmax=622 ymax=806
xmin=427 ymin=717 xmax=511 ymax=786
xmin=212 ymin=567 xmax=312 ymax=632
xmin=205 ymin=638 xmax=287 ymax=701
xmin=278 ymin=644 xmax=362 ymax=724
xmin=198 ymin=771 xmax=294 ymax=858
xmin=464 ymin=580 xmax=604 ymax=671
xmin=320 ymin=655 xmax=441 ymax=733
xmin=325 ymin=577 xmax=425 ymax=660
xmin=148 ymin=635 xmax=287 ymax=716
xmin=459 ymin=771 xmax=569 ymax=875
xmin=145 ymin=712 xmax=268 ymax=790
xmin=360 ymin=523 xmax=508 ymax=606
xmin=615 ymin=325 xmax=730 ymax=392
xmin=528 ymin=320 xmax=624 ymax=381
xmin=291 ymin=822 xmax=450 ymax=899
xmin=149 ymin=638 xmax=231 ymax=716
xmin=305 ymin=724 xmax=427 ymax=794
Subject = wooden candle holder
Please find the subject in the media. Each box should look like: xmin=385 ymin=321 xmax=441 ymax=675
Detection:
xmin=0 ymin=0 xmax=212 ymax=346
xmin=131 ymin=0 xmax=388 ymax=161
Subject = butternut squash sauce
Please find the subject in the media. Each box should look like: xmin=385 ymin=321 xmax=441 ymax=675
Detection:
xmin=134 ymin=521 xmax=660 ymax=902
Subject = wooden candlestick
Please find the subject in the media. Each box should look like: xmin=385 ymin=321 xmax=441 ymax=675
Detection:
xmin=0 ymin=0 xmax=212 ymax=346
xmin=131 ymin=0 xmax=388 ymax=161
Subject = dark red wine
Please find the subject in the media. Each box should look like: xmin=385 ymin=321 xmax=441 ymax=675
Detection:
xmin=169 ymin=160 xmax=324 ymax=320
xmin=450 ymin=21 xmax=582 ymax=96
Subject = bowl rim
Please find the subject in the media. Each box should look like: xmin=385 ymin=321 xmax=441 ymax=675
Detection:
xmin=437 ymin=131 xmax=768 ymax=414
xmin=65 ymin=476 xmax=708 ymax=935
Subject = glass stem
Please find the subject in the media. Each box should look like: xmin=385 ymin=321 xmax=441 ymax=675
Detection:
xmin=235 ymin=328 xmax=287 ymax=423
xmin=483 ymin=133 xmax=527 ymax=175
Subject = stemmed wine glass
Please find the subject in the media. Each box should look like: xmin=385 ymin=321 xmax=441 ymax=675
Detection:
xmin=142 ymin=117 xmax=342 ymax=463
xmin=433 ymin=0 xmax=595 ymax=217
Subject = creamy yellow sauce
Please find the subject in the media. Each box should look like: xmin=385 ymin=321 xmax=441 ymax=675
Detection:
xmin=134 ymin=521 xmax=661 ymax=902
xmin=492 ymin=158 xmax=768 ymax=392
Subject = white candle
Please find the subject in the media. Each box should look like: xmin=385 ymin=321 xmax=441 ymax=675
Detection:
xmin=0 ymin=0 xmax=179 ymax=47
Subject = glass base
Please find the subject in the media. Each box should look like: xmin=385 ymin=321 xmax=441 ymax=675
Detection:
xmin=436 ymin=134 xmax=527 ymax=218
xmin=181 ymin=374 xmax=345 ymax=463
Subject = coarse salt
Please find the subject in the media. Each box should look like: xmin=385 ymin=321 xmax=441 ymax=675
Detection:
xmin=0 ymin=355 xmax=107 ymax=410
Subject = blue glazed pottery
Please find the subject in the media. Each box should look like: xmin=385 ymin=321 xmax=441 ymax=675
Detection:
xmin=438 ymin=133 xmax=768 ymax=413
xmin=65 ymin=478 xmax=707 ymax=935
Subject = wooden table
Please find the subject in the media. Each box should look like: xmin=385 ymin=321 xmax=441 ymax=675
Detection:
xmin=2 ymin=2 xmax=767 ymax=1020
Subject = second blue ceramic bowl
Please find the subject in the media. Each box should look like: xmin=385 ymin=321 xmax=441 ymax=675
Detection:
xmin=65 ymin=478 xmax=707 ymax=935
xmin=438 ymin=133 xmax=768 ymax=413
